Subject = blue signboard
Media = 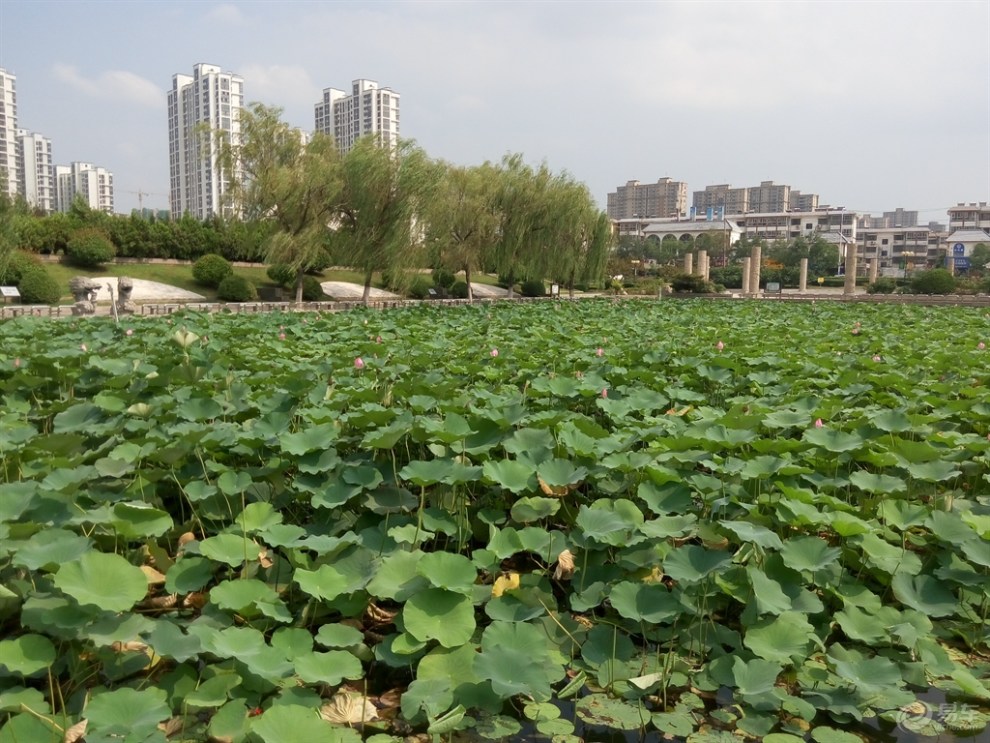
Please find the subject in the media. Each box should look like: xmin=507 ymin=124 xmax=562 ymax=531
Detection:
xmin=953 ymin=243 xmax=966 ymax=255
xmin=954 ymin=257 xmax=971 ymax=269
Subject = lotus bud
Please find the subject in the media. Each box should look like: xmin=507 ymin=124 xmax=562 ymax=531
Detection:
xmin=354 ymin=357 xmax=365 ymax=369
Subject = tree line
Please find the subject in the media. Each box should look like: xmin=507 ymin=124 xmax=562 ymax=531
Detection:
xmin=0 ymin=103 xmax=611 ymax=303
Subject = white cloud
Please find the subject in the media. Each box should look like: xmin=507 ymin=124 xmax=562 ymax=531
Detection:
xmin=237 ymin=64 xmax=320 ymax=121
xmin=205 ymin=3 xmax=246 ymax=25
xmin=52 ymin=64 xmax=162 ymax=109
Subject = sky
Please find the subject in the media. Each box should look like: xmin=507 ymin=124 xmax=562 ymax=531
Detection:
xmin=1 ymin=0 xmax=988 ymax=219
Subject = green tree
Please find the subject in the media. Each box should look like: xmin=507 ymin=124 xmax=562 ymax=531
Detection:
xmin=807 ymin=235 xmax=840 ymax=276
xmin=969 ymin=242 xmax=990 ymax=274
xmin=327 ymin=136 xmax=441 ymax=304
xmin=222 ymin=103 xmax=344 ymax=303
xmin=425 ymin=162 xmax=500 ymax=301
xmin=0 ymin=192 xmax=22 ymax=280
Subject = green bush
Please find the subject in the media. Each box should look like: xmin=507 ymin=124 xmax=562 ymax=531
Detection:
xmin=193 ymin=254 xmax=234 ymax=288
xmin=670 ymin=273 xmax=715 ymax=293
xmin=519 ymin=279 xmax=546 ymax=297
xmin=0 ymin=251 xmax=42 ymax=285
xmin=450 ymin=280 xmax=469 ymax=299
xmin=407 ymin=277 xmax=432 ymax=300
xmin=266 ymin=263 xmax=295 ymax=287
xmin=65 ymin=228 xmax=115 ymax=268
xmin=17 ymin=265 xmax=63 ymax=304
xmin=301 ymin=275 xmax=325 ymax=301
xmin=432 ymin=268 xmax=456 ymax=289
xmin=217 ymin=274 xmax=258 ymax=302
xmin=910 ymin=269 xmax=955 ymax=295
xmin=867 ymin=277 xmax=898 ymax=294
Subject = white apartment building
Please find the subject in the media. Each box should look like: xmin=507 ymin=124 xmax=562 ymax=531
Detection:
xmin=17 ymin=129 xmax=54 ymax=212
xmin=168 ymin=63 xmax=243 ymax=219
xmin=857 ymin=227 xmax=936 ymax=274
xmin=606 ymin=178 xmax=687 ymax=220
xmin=314 ymin=79 xmax=400 ymax=153
xmin=0 ymin=68 xmax=19 ymax=200
xmin=733 ymin=207 xmax=857 ymax=242
xmin=54 ymin=162 xmax=114 ymax=213
xmin=947 ymin=202 xmax=990 ymax=232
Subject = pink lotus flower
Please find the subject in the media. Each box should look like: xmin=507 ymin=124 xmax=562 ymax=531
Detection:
xmin=376 ymin=335 xmax=382 ymax=344
xmin=125 ymin=328 xmax=133 ymax=336
xmin=978 ymin=342 xmax=986 ymax=350
xmin=354 ymin=357 xmax=365 ymax=369
xmin=814 ymin=418 xmax=823 ymax=428
xmin=490 ymin=348 xmax=499 ymax=358
xmin=601 ymin=388 xmax=608 ymax=399
xmin=851 ymin=328 xmax=860 ymax=335
xmin=596 ymin=347 xmax=604 ymax=357
xmin=13 ymin=358 xmax=20 ymax=368
xmin=278 ymin=333 xmax=286 ymax=341
xmin=715 ymin=340 xmax=724 ymax=352
xmin=872 ymin=354 xmax=882 ymax=362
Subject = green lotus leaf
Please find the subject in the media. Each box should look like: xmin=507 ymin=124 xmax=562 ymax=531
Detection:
xmin=779 ymin=536 xmax=841 ymax=574
xmin=315 ymin=623 xmax=364 ymax=649
xmin=294 ymin=564 xmax=351 ymax=602
xmin=483 ymin=459 xmax=536 ymax=493
xmin=399 ymin=458 xmax=458 ymax=485
xmin=53 ymin=551 xmax=148 ymax=612
xmin=746 ymin=566 xmax=792 ymax=615
xmin=848 ymin=471 xmax=906 ymax=495
xmin=720 ymin=520 xmax=784 ymax=550
xmin=0 ymin=635 xmax=56 ymax=676
xmin=743 ymin=612 xmax=818 ymax=664
xmin=416 ymin=552 xmax=477 ymax=594
xmin=210 ymin=579 xmax=292 ymax=622
xmin=52 ymin=402 xmax=104 ymax=432
xmin=732 ymin=656 xmax=783 ymax=698
xmin=663 ymin=544 xmax=732 ymax=583
xmin=575 ymin=693 xmax=647 ymax=730
xmin=802 ymin=427 xmax=865 ymax=453
xmin=251 ymin=704 xmax=356 ymax=743
xmin=0 ymin=713 xmax=62 ymax=743
xmin=474 ymin=621 xmax=565 ymax=700
xmin=184 ymin=672 xmax=242 ymax=708
xmin=12 ymin=529 xmax=91 ymax=571
xmin=366 ymin=550 xmax=429 ymax=601
xmin=84 ymin=687 xmax=170 ymax=737
xmin=575 ymin=499 xmax=644 ymax=547
xmin=176 ymin=396 xmax=224 ymax=421
xmin=906 ymin=460 xmax=962 ymax=482
xmin=142 ymin=619 xmax=202 ymax=662
xmin=403 ymin=588 xmax=475 ymax=648
xmin=234 ymin=501 xmax=282 ymax=533
xmin=510 ymin=496 xmax=561 ymax=523
xmin=278 ymin=423 xmax=337 ymax=455
xmin=891 ymin=572 xmax=959 ymax=617
xmin=608 ymin=581 xmax=682 ymax=623
xmin=294 ymin=650 xmax=363 ymax=685
xmin=827 ymin=645 xmax=904 ymax=694
xmin=199 ymin=533 xmax=261 ymax=566
xmin=0 ymin=686 xmax=48 ymax=714
xmin=111 ymin=502 xmax=174 ymax=538
xmin=537 ymin=458 xmax=588 ymax=487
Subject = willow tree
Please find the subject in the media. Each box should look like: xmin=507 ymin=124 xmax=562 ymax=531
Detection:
xmin=326 ymin=137 xmax=441 ymax=304
xmin=220 ymin=103 xmax=342 ymax=303
xmin=424 ymin=162 xmax=500 ymax=301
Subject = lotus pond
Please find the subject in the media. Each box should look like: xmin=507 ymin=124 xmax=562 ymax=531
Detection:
xmin=0 ymin=298 xmax=988 ymax=743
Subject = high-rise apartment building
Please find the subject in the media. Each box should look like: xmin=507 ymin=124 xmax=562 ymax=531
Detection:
xmin=692 ymin=184 xmax=749 ymax=215
xmin=168 ymin=63 xmax=243 ymax=219
xmin=314 ymin=79 xmax=400 ymax=153
xmin=17 ymin=129 xmax=54 ymax=212
xmin=606 ymin=178 xmax=688 ymax=220
xmin=54 ymin=162 xmax=114 ymax=213
xmin=0 ymin=68 xmax=19 ymax=200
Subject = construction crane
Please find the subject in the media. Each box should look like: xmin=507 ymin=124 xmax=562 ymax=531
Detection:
xmin=120 ymin=189 xmax=168 ymax=212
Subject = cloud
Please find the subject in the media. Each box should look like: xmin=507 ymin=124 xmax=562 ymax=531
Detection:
xmin=52 ymin=64 xmax=162 ymax=109
xmin=205 ymin=3 xmax=246 ymax=25
xmin=237 ymin=64 xmax=321 ymax=123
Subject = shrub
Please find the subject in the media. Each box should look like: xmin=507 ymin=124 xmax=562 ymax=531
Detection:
xmin=266 ymin=263 xmax=295 ymax=287
xmin=301 ymin=275 xmax=325 ymax=301
xmin=910 ymin=269 xmax=955 ymax=295
xmin=193 ymin=254 xmax=234 ymax=288
xmin=65 ymin=228 xmax=115 ymax=268
xmin=217 ymin=274 xmax=258 ymax=302
xmin=407 ymin=277 xmax=432 ymax=300
xmin=670 ymin=273 xmax=715 ymax=293
xmin=0 ymin=251 xmax=42 ymax=286
xmin=432 ymin=268 xmax=456 ymax=289
xmin=867 ymin=277 xmax=898 ymax=294
xmin=17 ymin=265 xmax=62 ymax=304
xmin=450 ymin=280 xmax=469 ymax=299
xmin=519 ymin=279 xmax=546 ymax=297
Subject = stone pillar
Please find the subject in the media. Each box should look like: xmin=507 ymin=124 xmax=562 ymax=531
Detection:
xmin=799 ymin=258 xmax=808 ymax=293
xmin=683 ymin=252 xmax=693 ymax=275
xmin=843 ymin=244 xmax=858 ymax=295
xmin=750 ymin=245 xmax=762 ymax=294
xmin=741 ymin=257 xmax=752 ymax=294
xmin=697 ymin=250 xmax=708 ymax=279
xmin=868 ymin=258 xmax=879 ymax=285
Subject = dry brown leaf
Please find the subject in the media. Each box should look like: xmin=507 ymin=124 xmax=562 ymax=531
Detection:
xmin=110 ymin=641 xmax=149 ymax=653
xmin=491 ymin=572 xmax=520 ymax=598
xmin=538 ymin=477 xmax=569 ymax=497
xmin=63 ymin=719 xmax=87 ymax=743
xmin=257 ymin=549 xmax=273 ymax=569
xmin=376 ymin=688 xmax=402 ymax=710
xmin=158 ymin=715 xmax=186 ymax=737
xmin=145 ymin=593 xmax=179 ymax=609
xmin=553 ymin=550 xmax=575 ymax=581
xmin=642 ymin=566 xmax=665 ymax=584
xmin=182 ymin=592 xmax=208 ymax=609
xmin=177 ymin=531 xmax=197 ymax=547
xmin=319 ymin=692 xmax=378 ymax=725
xmin=364 ymin=601 xmax=398 ymax=627
xmin=141 ymin=565 xmax=167 ymax=585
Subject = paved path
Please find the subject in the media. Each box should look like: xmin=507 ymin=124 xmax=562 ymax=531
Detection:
xmin=320 ymin=282 xmax=401 ymax=300
xmin=90 ymin=278 xmax=205 ymax=302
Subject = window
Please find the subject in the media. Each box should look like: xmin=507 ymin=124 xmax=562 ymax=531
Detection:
xmin=881 ymin=239 xmax=888 ymax=245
